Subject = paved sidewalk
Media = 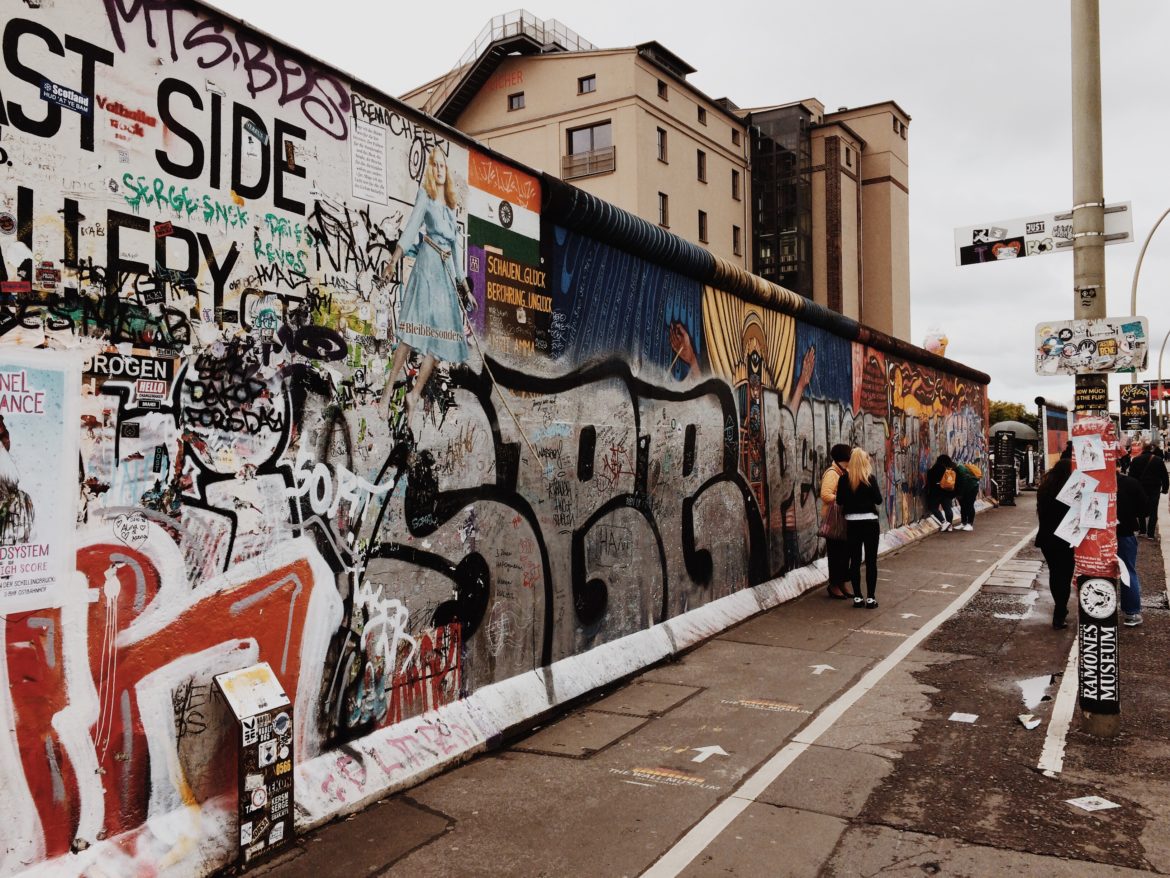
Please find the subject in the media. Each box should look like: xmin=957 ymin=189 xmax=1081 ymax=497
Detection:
xmin=249 ymin=496 xmax=1169 ymax=877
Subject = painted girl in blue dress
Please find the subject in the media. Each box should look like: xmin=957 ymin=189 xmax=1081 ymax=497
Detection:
xmin=378 ymin=147 xmax=471 ymax=425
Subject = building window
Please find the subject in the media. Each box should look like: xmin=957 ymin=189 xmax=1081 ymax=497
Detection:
xmin=696 ymin=149 xmax=707 ymax=182
xmin=658 ymin=192 xmax=669 ymax=227
xmin=563 ymin=121 xmax=615 ymax=179
xmin=697 ymin=106 xmax=707 ymax=125
xmin=845 ymin=146 xmax=853 ymax=168
xmin=731 ymin=128 xmax=741 ymax=146
xmin=698 ymin=210 xmax=708 ymax=243
xmin=657 ymin=79 xmax=668 ymax=99
xmin=732 ymin=169 xmax=741 ymax=200
xmin=508 ymin=92 xmax=525 ymax=111
xmin=733 ymin=225 xmax=742 ymax=256
xmin=657 ymin=127 xmax=668 ymax=162
xmin=568 ymin=121 xmax=612 ymax=154
xmin=578 ymin=74 xmax=596 ymax=95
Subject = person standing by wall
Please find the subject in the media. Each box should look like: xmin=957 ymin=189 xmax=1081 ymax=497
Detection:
xmin=1129 ymin=444 xmax=1169 ymax=539
xmin=1116 ymin=470 xmax=1145 ymax=627
xmin=1035 ymin=459 xmax=1075 ymax=630
xmin=836 ymin=447 xmax=883 ymax=609
xmin=954 ymin=459 xmax=983 ymax=531
xmin=819 ymin=444 xmax=853 ymax=599
xmin=925 ymin=454 xmax=957 ymax=532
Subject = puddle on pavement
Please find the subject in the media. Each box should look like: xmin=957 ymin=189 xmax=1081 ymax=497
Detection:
xmin=993 ymin=590 xmax=1040 ymax=620
xmin=1017 ymin=674 xmax=1053 ymax=710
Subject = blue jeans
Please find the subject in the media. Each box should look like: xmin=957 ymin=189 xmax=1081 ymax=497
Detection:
xmin=1118 ymin=534 xmax=1141 ymax=616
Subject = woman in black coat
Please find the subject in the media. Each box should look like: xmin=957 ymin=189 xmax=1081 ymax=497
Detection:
xmin=836 ymin=447 xmax=883 ymax=608
xmin=1035 ymin=459 xmax=1075 ymax=629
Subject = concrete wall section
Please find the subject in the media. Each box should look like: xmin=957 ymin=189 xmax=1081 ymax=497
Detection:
xmin=0 ymin=4 xmax=986 ymax=876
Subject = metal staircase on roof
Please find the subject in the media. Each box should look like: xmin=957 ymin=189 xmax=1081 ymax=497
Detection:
xmin=423 ymin=10 xmax=594 ymax=125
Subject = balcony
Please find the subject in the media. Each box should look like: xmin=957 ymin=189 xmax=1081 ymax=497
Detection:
xmin=561 ymin=147 xmax=616 ymax=181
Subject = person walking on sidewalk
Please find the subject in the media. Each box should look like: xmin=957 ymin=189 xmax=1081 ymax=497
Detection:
xmin=925 ymin=454 xmax=957 ymax=532
xmin=1035 ymin=459 xmax=1075 ymax=630
xmin=1117 ymin=471 xmax=1145 ymax=627
xmin=954 ymin=459 xmax=983 ymax=531
xmin=837 ymin=447 xmax=883 ymax=609
xmin=1128 ymin=444 xmax=1169 ymax=539
xmin=819 ymin=443 xmax=854 ymax=599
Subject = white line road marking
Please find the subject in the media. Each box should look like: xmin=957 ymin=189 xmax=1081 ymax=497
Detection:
xmin=624 ymin=781 xmax=654 ymax=787
xmin=1038 ymin=641 xmax=1080 ymax=777
xmin=641 ymin=526 xmax=1040 ymax=878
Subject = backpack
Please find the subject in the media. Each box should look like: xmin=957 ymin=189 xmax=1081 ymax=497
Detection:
xmin=939 ymin=468 xmax=957 ymax=491
xmin=966 ymin=462 xmax=983 ymax=479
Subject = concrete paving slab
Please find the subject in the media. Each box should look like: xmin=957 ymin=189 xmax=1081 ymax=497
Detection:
xmin=513 ymin=709 xmax=647 ymax=758
xmin=589 ymin=681 xmax=702 ymax=717
xmin=677 ymin=804 xmax=847 ymax=878
xmin=824 ymin=824 xmax=1155 ymax=877
xmin=251 ymin=796 xmax=450 ymax=876
xmin=395 ymin=750 xmax=712 ymax=878
xmin=756 ymin=743 xmax=893 ymax=818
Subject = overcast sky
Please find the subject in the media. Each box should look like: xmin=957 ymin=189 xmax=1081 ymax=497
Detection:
xmin=214 ymin=0 xmax=1170 ymax=413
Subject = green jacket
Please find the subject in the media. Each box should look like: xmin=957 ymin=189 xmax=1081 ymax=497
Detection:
xmin=954 ymin=464 xmax=981 ymax=495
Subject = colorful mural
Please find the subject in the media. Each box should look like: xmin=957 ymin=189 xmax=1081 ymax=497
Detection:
xmin=0 ymin=3 xmax=988 ymax=875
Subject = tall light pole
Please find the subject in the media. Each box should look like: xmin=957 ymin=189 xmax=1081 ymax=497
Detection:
xmin=1071 ymin=0 xmax=1119 ymax=739
xmin=1128 ymin=206 xmax=1170 ymax=386
xmin=1158 ymin=328 xmax=1170 ymax=434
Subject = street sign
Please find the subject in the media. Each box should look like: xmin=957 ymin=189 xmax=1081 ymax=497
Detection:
xmin=954 ymin=202 xmax=1132 ymax=265
xmin=1119 ymin=383 xmax=1151 ymax=433
xmin=1034 ymin=316 xmax=1149 ymax=375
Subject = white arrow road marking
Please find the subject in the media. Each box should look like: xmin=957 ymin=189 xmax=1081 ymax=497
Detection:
xmin=808 ymin=664 xmax=836 ymax=675
xmin=691 ymin=745 xmax=729 ymax=764
xmin=900 ymin=613 xmax=919 ymax=619
xmin=939 ymin=584 xmax=954 ymax=590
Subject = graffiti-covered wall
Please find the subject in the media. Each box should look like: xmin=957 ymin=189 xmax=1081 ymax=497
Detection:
xmin=0 ymin=3 xmax=987 ymax=875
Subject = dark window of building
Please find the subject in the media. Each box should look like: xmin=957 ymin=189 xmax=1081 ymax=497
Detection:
xmin=698 ymin=106 xmax=707 ymax=125
xmin=698 ymin=210 xmax=708 ymax=242
xmin=578 ymin=74 xmax=596 ymax=95
xmin=657 ymin=127 xmax=668 ymax=162
xmin=657 ymin=79 xmax=668 ymax=99
xmin=563 ymin=121 xmax=616 ymax=180
xmin=732 ymin=128 xmax=741 ymax=146
xmin=697 ymin=149 xmax=707 ymax=182
xmin=732 ymin=168 xmax=741 ymax=200
xmin=658 ymin=192 xmax=669 ymax=227
xmin=508 ymin=92 xmax=525 ymax=111
xmin=845 ymin=146 xmax=853 ymax=168
xmin=568 ymin=121 xmax=612 ymax=154
xmin=733 ymin=225 xmax=742 ymax=255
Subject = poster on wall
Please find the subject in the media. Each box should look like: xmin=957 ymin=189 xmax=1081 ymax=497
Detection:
xmin=0 ymin=349 xmax=80 ymax=613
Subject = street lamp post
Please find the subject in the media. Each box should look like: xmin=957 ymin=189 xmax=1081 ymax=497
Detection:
xmin=1158 ymin=328 xmax=1170 ymax=434
xmin=1128 ymin=206 xmax=1170 ymax=387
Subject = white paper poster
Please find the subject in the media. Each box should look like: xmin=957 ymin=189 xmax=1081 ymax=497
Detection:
xmin=1056 ymin=470 xmax=1098 ymax=509
xmin=1071 ymin=434 xmax=1106 ymax=472
xmin=1054 ymin=506 xmax=1090 ymax=548
xmin=1080 ymin=492 xmax=1109 ymax=529
xmin=0 ymin=349 xmax=80 ymax=613
xmin=350 ymin=118 xmax=388 ymax=205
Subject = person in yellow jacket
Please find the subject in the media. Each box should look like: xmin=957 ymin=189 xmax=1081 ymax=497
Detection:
xmin=819 ymin=444 xmax=853 ymax=598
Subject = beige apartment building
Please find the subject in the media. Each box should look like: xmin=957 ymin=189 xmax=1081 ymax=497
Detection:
xmin=403 ymin=12 xmax=911 ymax=341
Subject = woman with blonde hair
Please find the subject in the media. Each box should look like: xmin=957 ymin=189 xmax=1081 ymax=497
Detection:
xmin=378 ymin=147 xmax=472 ymax=429
xmin=835 ymin=447 xmax=883 ymax=608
